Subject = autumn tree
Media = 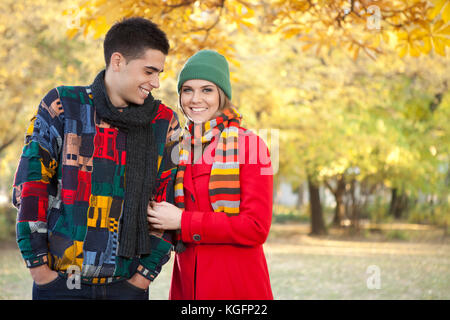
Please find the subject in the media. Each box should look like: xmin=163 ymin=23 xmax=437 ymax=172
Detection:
xmin=1 ymin=0 xmax=449 ymax=237
xmin=0 ymin=0 xmax=104 ymax=192
xmin=70 ymin=0 xmax=450 ymax=63
xmin=228 ymin=27 xmax=449 ymax=234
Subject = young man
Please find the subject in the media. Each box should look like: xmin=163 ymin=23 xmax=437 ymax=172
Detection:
xmin=12 ymin=17 xmax=180 ymax=300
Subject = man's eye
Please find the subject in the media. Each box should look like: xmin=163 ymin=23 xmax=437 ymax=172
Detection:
xmin=146 ymin=71 xmax=153 ymax=75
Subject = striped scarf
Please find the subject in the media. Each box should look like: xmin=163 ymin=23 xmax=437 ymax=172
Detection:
xmin=174 ymin=107 xmax=242 ymax=252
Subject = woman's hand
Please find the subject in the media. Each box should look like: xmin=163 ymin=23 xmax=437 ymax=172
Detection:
xmin=147 ymin=201 xmax=183 ymax=230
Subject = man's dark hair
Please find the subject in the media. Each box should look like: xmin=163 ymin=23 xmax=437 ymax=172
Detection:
xmin=104 ymin=17 xmax=170 ymax=68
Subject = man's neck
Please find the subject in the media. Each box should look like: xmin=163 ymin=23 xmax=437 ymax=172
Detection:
xmin=104 ymin=69 xmax=128 ymax=108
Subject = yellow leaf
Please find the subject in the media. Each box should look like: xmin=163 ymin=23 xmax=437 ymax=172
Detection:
xmin=302 ymin=43 xmax=315 ymax=52
xmin=411 ymin=27 xmax=427 ymax=40
xmin=396 ymin=30 xmax=409 ymax=41
xmin=428 ymin=0 xmax=446 ymax=20
xmin=442 ymin=2 xmax=450 ymax=23
xmin=92 ymin=17 xmax=110 ymax=39
xmin=239 ymin=6 xmax=255 ymax=19
xmin=440 ymin=24 xmax=450 ymax=35
xmin=240 ymin=19 xmax=255 ymax=30
xmin=66 ymin=28 xmax=79 ymax=40
xmin=420 ymin=36 xmax=432 ymax=53
xmin=352 ymin=46 xmax=360 ymax=60
xmin=433 ymin=21 xmax=450 ymax=36
xmin=409 ymin=43 xmax=421 ymax=57
xmin=398 ymin=44 xmax=408 ymax=58
xmin=226 ymin=56 xmax=241 ymax=68
xmin=83 ymin=20 xmax=92 ymax=37
xmin=283 ymin=27 xmax=302 ymax=38
xmin=371 ymin=34 xmax=381 ymax=48
xmin=432 ymin=19 xmax=445 ymax=33
xmin=432 ymin=36 xmax=447 ymax=55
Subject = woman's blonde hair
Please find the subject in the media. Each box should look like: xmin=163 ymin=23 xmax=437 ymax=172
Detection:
xmin=217 ymin=85 xmax=232 ymax=111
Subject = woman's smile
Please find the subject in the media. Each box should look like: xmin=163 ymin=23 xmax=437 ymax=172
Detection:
xmin=190 ymin=106 xmax=208 ymax=112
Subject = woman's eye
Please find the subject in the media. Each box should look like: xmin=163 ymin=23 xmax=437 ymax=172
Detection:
xmin=203 ymin=88 xmax=213 ymax=93
xmin=182 ymin=88 xmax=192 ymax=92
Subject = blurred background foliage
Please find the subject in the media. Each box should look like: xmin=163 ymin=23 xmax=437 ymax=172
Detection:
xmin=0 ymin=0 xmax=449 ymax=240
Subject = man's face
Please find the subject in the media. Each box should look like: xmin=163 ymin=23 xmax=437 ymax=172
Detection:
xmin=115 ymin=48 xmax=166 ymax=106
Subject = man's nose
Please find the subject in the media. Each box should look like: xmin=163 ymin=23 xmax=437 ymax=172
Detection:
xmin=150 ymin=76 xmax=160 ymax=89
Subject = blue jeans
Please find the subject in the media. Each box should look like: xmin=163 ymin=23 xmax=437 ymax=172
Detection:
xmin=32 ymin=273 xmax=149 ymax=300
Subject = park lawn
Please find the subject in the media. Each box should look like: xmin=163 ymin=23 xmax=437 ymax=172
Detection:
xmin=267 ymin=223 xmax=450 ymax=299
xmin=1 ymin=223 xmax=449 ymax=300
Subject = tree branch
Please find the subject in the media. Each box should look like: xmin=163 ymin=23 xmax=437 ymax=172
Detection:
xmin=0 ymin=134 xmax=19 ymax=155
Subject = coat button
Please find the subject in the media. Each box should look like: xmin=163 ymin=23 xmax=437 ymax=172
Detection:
xmin=193 ymin=234 xmax=201 ymax=242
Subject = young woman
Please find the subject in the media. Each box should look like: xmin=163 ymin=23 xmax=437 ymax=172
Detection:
xmin=147 ymin=50 xmax=273 ymax=300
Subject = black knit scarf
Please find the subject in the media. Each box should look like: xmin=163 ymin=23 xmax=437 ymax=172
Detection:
xmin=90 ymin=70 xmax=159 ymax=258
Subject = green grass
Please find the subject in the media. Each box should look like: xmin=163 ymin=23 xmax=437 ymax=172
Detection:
xmin=1 ymin=222 xmax=449 ymax=300
xmin=0 ymin=241 xmax=174 ymax=300
xmin=0 ymin=242 xmax=33 ymax=300
xmin=272 ymin=204 xmax=310 ymax=224
xmin=266 ymin=223 xmax=450 ymax=299
xmin=265 ymin=241 xmax=449 ymax=299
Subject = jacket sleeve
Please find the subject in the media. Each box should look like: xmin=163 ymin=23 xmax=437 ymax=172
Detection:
xmin=12 ymin=88 xmax=64 ymax=268
xmin=181 ymin=133 xmax=273 ymax=246
xmin=138 ymin=108 xmax=180 ymax=280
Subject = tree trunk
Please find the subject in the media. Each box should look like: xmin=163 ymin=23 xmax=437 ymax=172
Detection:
xmin=389 ymin=188 xmax=408 ymax=219
xmin=389 ymin=188 xmax=398 ymax=216
xmin=307 ymin=176 xmax=327 ymax=235
xmin=331 ymin=176 xmax=347 ymax=226
xmin=296 ymin=184 xmax=304 ymax=210
xmin=396 ymin=193 xmax=409 ymax=219
xmin=349 ymin=179 xmax=360 ymax=234
xmin=333 ymin=193 xmax=346 ymax=226
xmin=273 ymin=182 xmax=282 ymax=204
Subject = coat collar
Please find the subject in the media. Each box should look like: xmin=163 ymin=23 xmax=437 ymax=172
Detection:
xmin=183 ymin=160 xmax=195 ymax=196
xmin=182 ymin=140 xmax=216 ymax=199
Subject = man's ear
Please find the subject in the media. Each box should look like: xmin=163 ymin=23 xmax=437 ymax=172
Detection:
xmin=110 ymin=52 xmax=125 ymax=72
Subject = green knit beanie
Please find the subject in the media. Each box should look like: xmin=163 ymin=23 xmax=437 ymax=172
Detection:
xmin=177 ymin=50 xmax=232 ymax=99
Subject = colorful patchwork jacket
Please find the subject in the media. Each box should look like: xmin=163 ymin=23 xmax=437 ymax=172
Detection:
xmin=12 ymin=85 xmax=180 ymax=284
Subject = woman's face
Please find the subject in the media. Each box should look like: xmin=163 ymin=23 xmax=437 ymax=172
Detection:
xmin=180 ymin=79 xmax=221 ymax=123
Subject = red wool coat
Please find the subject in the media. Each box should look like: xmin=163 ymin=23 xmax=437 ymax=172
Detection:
xmin=169 ymin=128 xmax=274 ymax=300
